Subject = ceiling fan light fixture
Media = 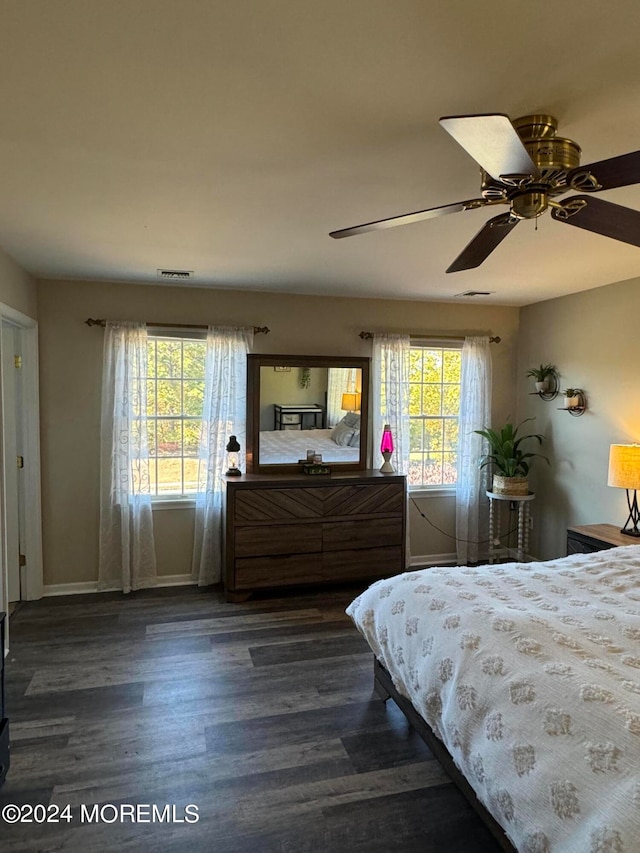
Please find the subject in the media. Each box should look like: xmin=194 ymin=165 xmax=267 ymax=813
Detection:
xmin=511 ymin=191 xmax=549 ymax=220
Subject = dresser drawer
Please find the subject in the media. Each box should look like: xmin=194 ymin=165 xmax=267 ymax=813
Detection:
xmin=323 ymin=517 xmax=403 ymax=551
xmin=566 ymin=533 xmax=609 ymax=555
xmin=320 ymin=483 xmax=404 ymax=517
xmin=235 ymin=523 xmax=322 ymax=557
xmin=234 ymin=553 xmax=324 ymax=588
xmin=323 ymin=546 xmax=403 ymax=579
xmin=234 ymin=481 xmax=405 ymax=522
xmin=234 ymin=488 xmax=324 ymax=521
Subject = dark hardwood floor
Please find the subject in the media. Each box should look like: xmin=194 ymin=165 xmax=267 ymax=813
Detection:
xmin=2 ymin=584 xmax=500 ymax=852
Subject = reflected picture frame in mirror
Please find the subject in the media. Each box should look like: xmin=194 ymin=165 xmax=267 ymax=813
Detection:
xmin=246 ymin=354 xmax=370 ymax=474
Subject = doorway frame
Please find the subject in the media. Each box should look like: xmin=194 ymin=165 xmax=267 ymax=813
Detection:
xmin=0 ymin=302 xmax=43 ymax=610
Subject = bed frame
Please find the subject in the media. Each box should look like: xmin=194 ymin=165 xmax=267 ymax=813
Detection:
xmin=373 ymin=657 xmax=516 ymax=853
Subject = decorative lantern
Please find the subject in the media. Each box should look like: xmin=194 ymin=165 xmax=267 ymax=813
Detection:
xmin=380 ymin=424 xmax=395 ymax=474
xmin=226 ymin=435 xmax=242 ymax=477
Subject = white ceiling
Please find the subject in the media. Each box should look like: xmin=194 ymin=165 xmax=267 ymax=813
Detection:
xmin=2 ymin=0 xmax=640 ymax=306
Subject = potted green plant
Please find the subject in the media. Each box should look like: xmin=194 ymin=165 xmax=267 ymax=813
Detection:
xmin=562 ymin=388 xmax=580 ymax=409
xmin=526 ymin=363 xmax=557 ymax=393
xmin=475 ymin=418 xmax=548 ymax=496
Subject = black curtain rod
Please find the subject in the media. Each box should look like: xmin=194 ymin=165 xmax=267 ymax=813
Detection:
xmin=359 ymin=331 xmax=501 ymax=343
xmin=85 ymin=318 xmax=270 ymax=334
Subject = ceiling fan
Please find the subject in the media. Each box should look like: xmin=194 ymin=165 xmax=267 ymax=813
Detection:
xmin=330 ymin=113 xmax=640 ymax=272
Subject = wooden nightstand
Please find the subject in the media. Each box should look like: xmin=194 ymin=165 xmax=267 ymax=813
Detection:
xmin=566 ymin=523 xmax=639 ymax=555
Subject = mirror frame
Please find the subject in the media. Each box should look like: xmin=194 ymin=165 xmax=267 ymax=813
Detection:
xmin=246 ymin=354 xmax=370 ymax=474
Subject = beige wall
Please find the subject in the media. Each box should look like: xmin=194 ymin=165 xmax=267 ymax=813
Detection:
xmin=37 ymin=277 xmax=519 ymax=586
xmin=518 ymin=274 xmax=640 ymax=560
xmin=0 ymin=246 xmax=37 ymax=317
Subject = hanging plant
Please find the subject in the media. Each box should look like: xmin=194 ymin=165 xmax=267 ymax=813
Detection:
xmin=300 ymin=367 xmax=311 ymax=388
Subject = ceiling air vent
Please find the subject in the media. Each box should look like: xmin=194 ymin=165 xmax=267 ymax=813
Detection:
xmin=157 ymin=269 xmax=194 ymax=281
xmin=455 ymin=290 xmax=494 ymax=297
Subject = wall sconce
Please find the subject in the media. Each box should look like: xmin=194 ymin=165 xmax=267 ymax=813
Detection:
xmin=341 ymin=392 xmax=361 ymax=412
xmin=380 ymin=424 xmax=395 ymax=474
xmin=608 ymin=443 xmax=640 ymax=536
xmin=226 ymin=435 xmax=242 ymax=477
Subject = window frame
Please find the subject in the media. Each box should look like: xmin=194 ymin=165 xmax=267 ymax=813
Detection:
xmin=145 ymin=328 xmax=207 ymax=504
xmin=407 ymin=337 xmax=462 ymax=496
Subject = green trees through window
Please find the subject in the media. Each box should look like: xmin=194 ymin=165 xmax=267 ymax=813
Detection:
xmin=408 ymin=346 xmax=461 ymax=488
xmin=146 ymin=336 xmax=206 ymax=496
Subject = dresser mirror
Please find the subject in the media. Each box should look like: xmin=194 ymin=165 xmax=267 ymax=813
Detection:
xmin=246 ymin=354 xmax=370 ymax=473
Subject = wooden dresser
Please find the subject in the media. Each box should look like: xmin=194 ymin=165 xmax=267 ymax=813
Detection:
xmin=224 ymin=470 xmax=406 ymax=601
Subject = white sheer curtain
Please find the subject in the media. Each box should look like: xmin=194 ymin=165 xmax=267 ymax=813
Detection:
xmin=372 ymin=334 xmax=411 ymax=565
xmin=192 ymin=326 xmax=253 ymax=586
xmin=98 ymin=321 xmax=157 ymax=593
xmin=326 ymin=367 xmax=358 ymax=426
xmin=456 ymin=336 xmax=492 ymax=565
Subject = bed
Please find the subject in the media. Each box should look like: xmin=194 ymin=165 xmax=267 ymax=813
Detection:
xmin=347 ymin=545 xmax=640 ymax=853
xmin=259 ymin=428 xmax=360 ymax=465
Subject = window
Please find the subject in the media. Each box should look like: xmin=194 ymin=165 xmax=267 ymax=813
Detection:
xmin=146 ymin=334 xmax=206 ymax=498
xmin=408 ymin=343 xmax=461 ymax=488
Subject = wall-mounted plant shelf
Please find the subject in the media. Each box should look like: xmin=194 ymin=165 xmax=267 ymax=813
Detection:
xmin=527 ymin=366 xmax=559 ymax=401
xmin=558 ymin=389 xmax=587 ymax=417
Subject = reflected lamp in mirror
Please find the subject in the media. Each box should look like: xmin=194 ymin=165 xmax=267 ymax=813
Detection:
xmin=226 ymin=435 xmax=242 ymax=477
xmin=380 ymin=424 xmax=395 ymax=474
xmin=608 ymin=443 xmax=640 ymax=536
xmin=341 ymin=392 xmax=361 ymax=413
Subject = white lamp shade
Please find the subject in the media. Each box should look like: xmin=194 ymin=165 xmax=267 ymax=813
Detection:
xmin=608 ymin=444 xmax=640 ymax=489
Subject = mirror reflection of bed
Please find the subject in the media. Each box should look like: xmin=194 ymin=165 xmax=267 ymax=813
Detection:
xmin=259 ymin=365 xmax=362 ymax=465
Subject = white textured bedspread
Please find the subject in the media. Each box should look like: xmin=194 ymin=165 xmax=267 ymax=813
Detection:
xmin=346 ymin=546 xmax=640 ymax=853
xmin=259 ymin=428 xmax=359 ymax=464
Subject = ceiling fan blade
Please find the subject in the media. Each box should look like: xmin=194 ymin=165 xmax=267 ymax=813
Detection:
xmin=551 ymin=195 xmax=640 ymax=247
xmin=439 ymin=114 xmax=539 ymax=183
xmin=446 ymin=212 xmax=518 ymax=273
xmin=329 ymin=198 xmax=491 ymax=239
xmin=567 ymin=151 xmax=640 ymax=192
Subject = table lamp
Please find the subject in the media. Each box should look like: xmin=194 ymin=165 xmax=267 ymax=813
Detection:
xmin=608 ymin=443 xmax=640 ymax=536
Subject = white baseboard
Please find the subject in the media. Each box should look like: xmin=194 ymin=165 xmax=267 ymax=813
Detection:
xmin=157 ymin=574 xmax=198 ymax=588
xmin=43 ymin=581 xmax=104 ymax=597
xmin=409 ymin=552 xmax=458 ymax=568
xmin=43 ymin=574 xmax=196 ymax=597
